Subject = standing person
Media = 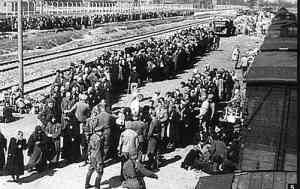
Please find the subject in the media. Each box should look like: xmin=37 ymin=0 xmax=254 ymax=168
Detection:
xmin=146 ymin=109 xmax=161 ymax=171
xmin=121 ymin=152 xmax=158 ymax=189
xmin=61 ymin=91 xmax=75 ymax=129
xmin=85 ymin=128 xmax=105 ymax=189
xmin=27 ymin=126 xmax=48 ymax=173
xmin=43 ymin=118 xmax=62 ymax=168
xmin=0 ymin=129 xmax=7 ymax=174
xmin=157 ymin=102 xmax=169 ymax=152
xmin=38 ymin=98 xmax=57 ymax=127
xmin=64 ymin=94 xmax=90 ymax=162
xmin=124 ymin=113 xmax=146 ymax=162
xmin=128 ymin=66 xmax=141 ymax=94
xmin=80 ymin=110 xmax=98 ymax=167
xmin=65 ymin=94 xmax=90 ymax=125
xmin=117 ymin=120 xmax=139 ymax=181
xmin=168 ymin=104 xmax=180 ymax=149
xmin=93 ymin=100 xmax=114 ymax=160
xmin=6 ymin=131 xmax=26 ymax=182
xmin=231 ymin=46 xmax=240 ymax=66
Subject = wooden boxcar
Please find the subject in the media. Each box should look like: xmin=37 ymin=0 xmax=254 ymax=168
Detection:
xmin=240 ymin=8 xmax=297 ymax=172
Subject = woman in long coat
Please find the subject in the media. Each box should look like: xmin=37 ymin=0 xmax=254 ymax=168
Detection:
xmin=27 ymin=126 xmax=48 ymax=172
xmin=6 ymin=131 xmax=26 ymax=182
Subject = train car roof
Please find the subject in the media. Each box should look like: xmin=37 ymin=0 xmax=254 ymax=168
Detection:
xmin=246 ymin=51 xmax=297 ymax=84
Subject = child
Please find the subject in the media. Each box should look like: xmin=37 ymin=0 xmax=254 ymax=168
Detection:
xmin=6 ymin=131 xmax=27 ymax=182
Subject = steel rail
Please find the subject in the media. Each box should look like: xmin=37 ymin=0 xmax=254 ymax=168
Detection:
xmin=0 ymin=18 xmax=212 ymax=94
xmin=0 ymin=14 xmax=210 ymax=71
xmin=0 ymin=16 xmax=211 ymax=73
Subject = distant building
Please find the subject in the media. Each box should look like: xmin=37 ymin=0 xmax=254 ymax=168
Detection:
xmin=0 ymin=0 xmax=36 ymax=16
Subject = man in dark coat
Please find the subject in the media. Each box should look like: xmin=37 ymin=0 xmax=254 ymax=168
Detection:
xmin=43 ymin=118 xmax=62 ymax=168
xmin=38 ymin=98 xmax=56 ymax=126
xmin=27 ymin=126 xmax=48 ymax=172
xmin=61 ymin=111 xmax=82 ymax=164
xmin=61 ymin=91 xmax=75 ymax=129
xmin=146 ymin=110 xmax=161 ymax=171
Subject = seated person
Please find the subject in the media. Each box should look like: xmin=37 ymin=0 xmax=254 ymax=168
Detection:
xmin=181 ymin=141 xmax=211 ymax=171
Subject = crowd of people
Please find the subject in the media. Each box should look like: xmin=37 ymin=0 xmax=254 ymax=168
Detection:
xmin=0 ymin=10 xmax=194 ymax=32
xmin=0 ymin=23 xmax=227 ymax=188
xmin=234 ymin=11 xmax=272 ymax=35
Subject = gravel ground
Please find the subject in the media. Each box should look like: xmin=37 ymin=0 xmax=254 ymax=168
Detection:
xmin=0 ymin=34 xmax=264 ymax=189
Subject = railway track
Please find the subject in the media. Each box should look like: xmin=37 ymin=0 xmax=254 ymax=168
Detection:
xmin=0 ymin=14 xmax=210 ymax=72
xmin=0 ymin=16 xmax=213 ymax=95
xmin=0 ymin=14 xmax=193 ymax=67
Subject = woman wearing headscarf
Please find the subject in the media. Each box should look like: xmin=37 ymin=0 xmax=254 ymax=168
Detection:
xmin=6 ymin=131 xmax=26 ymax=182
xmin=27 ymin=125 xmax=48 ymax=172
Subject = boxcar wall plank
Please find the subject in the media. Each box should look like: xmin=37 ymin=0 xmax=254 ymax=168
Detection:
xmin=261 ymin=172 xmax=274 ymax=189
xmin=237 ymin=172 xmax=250 ymax=189
xmin=248 ymin=172 xmax=262 ymax=189
xmin=273 ymin=172 xmax=286 ymax=189
xmin=286 ymin=172 xmax=297 ymax=188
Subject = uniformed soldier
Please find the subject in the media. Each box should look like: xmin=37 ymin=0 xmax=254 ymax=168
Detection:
xmin=121 ymin=152 xmax=158 ymax=189
xmin=85 ymin=129 xmax=105 ymax=189
xmin=80 ymin=110 xmax=98 ymax=167
xmin=93 ymin=99 xmax=114 ymax=160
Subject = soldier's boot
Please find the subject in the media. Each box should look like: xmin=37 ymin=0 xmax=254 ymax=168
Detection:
xmin=94 ymin=173 xmax=103 ymax=189
xmin=85 ymin=168 xmax=93 ymax=188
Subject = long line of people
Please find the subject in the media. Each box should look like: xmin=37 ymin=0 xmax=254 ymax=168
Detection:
xmin=0 ymin=10 xmax=194 ymax=32
xmin=0 ymin=24 xmax=228 ymax=188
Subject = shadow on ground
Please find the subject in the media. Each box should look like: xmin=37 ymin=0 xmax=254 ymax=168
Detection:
xmin=101 ymin=175 xmax=122 ymax=189
xmin=17 ymin=169 xmax=56 ymax=184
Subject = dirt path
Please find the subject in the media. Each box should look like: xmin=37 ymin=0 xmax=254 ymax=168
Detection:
xmin=0 ymin=34 xmax=264 ymax=189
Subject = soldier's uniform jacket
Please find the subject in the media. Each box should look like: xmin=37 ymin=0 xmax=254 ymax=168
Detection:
xmin=93 ymin=111 xmax=114 ymax=133
xmin=85 ymin=117 xmax=97 ymax=136
xmin=88 ymin=133 xmax=105 ymax=171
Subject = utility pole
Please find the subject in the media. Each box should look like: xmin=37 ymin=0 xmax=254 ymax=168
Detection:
xmin=18 ymin=0 xmax=24 ymax=94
